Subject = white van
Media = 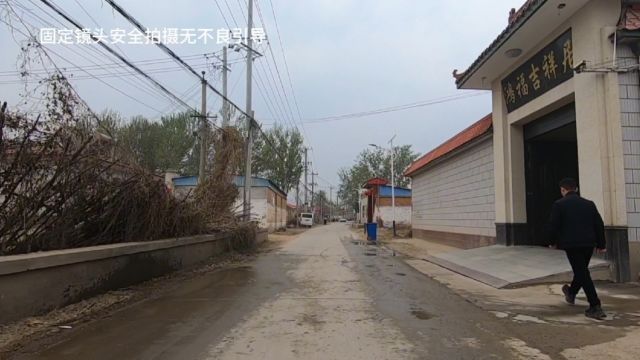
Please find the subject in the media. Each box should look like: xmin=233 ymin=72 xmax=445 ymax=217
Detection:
xmin=300 ymin=213 xmax=314 ymax=227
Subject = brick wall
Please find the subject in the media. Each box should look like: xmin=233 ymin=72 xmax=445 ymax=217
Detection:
xmin=619 ymin=45 xmax=640 ymax=244
xmin=411 ymin=136 xmax=495 ymax=238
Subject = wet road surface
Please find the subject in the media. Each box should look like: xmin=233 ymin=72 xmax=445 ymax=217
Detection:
xmin=12 ymin=224 xmax=554 ymax=359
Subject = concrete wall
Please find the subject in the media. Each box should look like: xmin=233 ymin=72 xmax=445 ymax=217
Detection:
xmin=619 ymin=44 xmax=640 ymax=281
xmin=377 ymin=205 xmax=412 ymax=227
xmin=0 ymin=232 xmax=264 ymax=325
xmin=232 ymin=187 xmax=287 ymax=232
xmin=266 ymin=188 xmax=287 ymax=231
xmin=411 ymin=136 xmax=496 ymax=247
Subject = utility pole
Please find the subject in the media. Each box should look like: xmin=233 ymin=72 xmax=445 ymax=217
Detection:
xmin=311 ymin=172 xmax=318 ymax=216
xmin=243 ymin=111 xmax=254 ymax=221
xmin=311 ymin=172 xmax=317 ymax=207
xmin=329 ymin=186 xmax=333 ymax=222
xmin=303 ymin=148 xmax=308 ymax=211
xmin=320 ymin=196 xmax=324 ymax=224
xmin=389 ymin=134 xmax=397 ymax=236
xmin=222 ymin=46 xmax=230 ymax=127
xmin=295 ymin=183 xmax=300 ymax=225
xmin=242 ymin=0 xmax=254 ymax=221
xmin=198 ymin=71 xmax=207 ymax=183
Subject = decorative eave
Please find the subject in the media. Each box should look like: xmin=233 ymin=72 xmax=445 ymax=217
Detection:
xmin=455 ymin=0 xmax=590 ymax=90
xmin=455 ymin=0 xmax=546 ymax=89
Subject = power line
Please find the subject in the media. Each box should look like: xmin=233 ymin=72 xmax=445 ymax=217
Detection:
xmin=223 ymin=0 xmax=240 ymax=27
xmin=251 ymin=2 xmax=298 ymax=131
xmin=103 ymin=0 xmax=263 ymax=128
xmin=0 ymin=59 xmax=248 ymax=84
xmin=39 ymin=0 xmax=196 ymax=112
xmin=15 ymin=0 xmax=186 ymax=110
xmin=228 ymin=0 xmax=297 ymax=132
xmin=1 ymin=2 xmax=113 ymax=128
xmin=0 ymin=52 xmax=242 ymax=77
xmin=298 ymin=92 xmax=487 ymax=124
xmin=213 ymin=0 xmax=232 ymax=30
xmin=3 ymin=3 xmax=174 ymax=113
xmin=8 ymin=0 xmax=173 ymax=110
xmin=255 ymin=0 xmax=317 ymax=173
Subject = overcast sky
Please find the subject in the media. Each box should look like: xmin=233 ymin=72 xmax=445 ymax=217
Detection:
xmin=0 ymin=0 xmax=525 ymax=191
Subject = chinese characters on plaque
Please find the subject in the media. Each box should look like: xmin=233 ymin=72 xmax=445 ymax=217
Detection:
xmin=502 ymin=29 xmax=573 ymax=113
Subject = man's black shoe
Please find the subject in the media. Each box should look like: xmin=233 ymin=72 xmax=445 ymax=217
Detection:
xmin=562 ymin=284 xmax=575 ymax=305
xmin=585 ymin=306 xmax=607 ymax=320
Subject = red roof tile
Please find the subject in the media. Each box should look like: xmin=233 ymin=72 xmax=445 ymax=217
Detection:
xmin=364 ymin=178 xmax=389 ymax=188
xmin=404 ymin=114 xmax=492 ymax=177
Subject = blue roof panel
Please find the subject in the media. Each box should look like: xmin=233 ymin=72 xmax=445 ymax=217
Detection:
xmin=172 ymin=175 xmax=286 ymax=197
xmin=378 ymin=185 xmax=411 ymax=198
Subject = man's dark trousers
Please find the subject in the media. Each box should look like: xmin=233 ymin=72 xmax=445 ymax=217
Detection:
xmin=565 ymin=247 xmax=601 ymax=307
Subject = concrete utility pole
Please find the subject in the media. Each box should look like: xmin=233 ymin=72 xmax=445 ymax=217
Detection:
xmin=242 ymin=0 xmax=254 ymax=221
xmin=329 ymin=186 xmax=333 ymax=221
xmin=222 ymin=46 xmax=230 ymax=127
xmin=303 ymin=148 xmax=308 ymax=211
xmin=243 ymin=111 xmax=254 ymax=221
xmin=358 ymin=189 xmax=362 ymax=224
xmin=198 ymin=71 xmax=207 ymax=183
xmin=389 ymin=134 xmax=396 ymax=236
xmin=311 ymin=172 xmax=318 ymax=210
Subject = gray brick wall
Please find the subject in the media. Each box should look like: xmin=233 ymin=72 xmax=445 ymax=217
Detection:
xmin=411 ymin=136 xmax=495 ymax=237
xmin=619 ymin=44 xmax=640 ymax=243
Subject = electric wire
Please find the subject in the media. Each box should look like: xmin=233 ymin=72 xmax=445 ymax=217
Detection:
xmin=300 ymin=92 xmax=487 ymax=124
xmin=103 ymin=0 xmax=266 ymax=129
xmin=39 ymin=0 xmax=196 ymax=111
xmin=18 ymin=0 xmax=188 ymax=111
xmin=3 ymin=3 xmax=167 ymax=113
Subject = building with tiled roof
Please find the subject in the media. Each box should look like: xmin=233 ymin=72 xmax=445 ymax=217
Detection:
xmin=405 ymin=115 xmax=495 ymax=249
xmin=409 ymin=0 xmax=640 ymax=282
xmin=360 ymin=178 xmax=412 ymax=228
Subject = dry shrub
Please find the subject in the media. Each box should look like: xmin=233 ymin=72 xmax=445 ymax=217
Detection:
xmin=193 ymin=125 xmax=245 ymax=230
xmin=0 ymin=99 xmax=214 ymax=255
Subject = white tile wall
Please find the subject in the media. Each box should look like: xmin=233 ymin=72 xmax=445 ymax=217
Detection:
xmin=619 ymin=44 xmax=640 ymax=242
xmin=411 ymin=136 xmax=496 ymax=237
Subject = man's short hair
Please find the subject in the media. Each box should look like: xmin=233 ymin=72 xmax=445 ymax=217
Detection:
xmin=559 ymin=177 xmax=577 ymax=191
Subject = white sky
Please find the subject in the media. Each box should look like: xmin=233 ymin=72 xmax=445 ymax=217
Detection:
xmin=0 ymin=0 xmax=526 ymax=189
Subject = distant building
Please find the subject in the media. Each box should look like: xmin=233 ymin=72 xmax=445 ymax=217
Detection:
xmin=287 ymin=203 xmax=298 ymax=226
xmin=170 ymin=175 xmax=287 ymax=232
xmin=361 ymin=178 xmax=412 ymax=227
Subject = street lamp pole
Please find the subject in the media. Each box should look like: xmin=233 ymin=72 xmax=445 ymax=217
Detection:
xmin=369 ymin=135 xmax=397 ymax=236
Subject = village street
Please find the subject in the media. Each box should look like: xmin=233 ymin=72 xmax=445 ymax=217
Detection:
xmin=6 ymin=223 xmax=636 ymax=360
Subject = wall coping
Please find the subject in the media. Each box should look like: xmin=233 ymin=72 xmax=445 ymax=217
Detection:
xmin=0 ymin=234 xmax=228 ymax=276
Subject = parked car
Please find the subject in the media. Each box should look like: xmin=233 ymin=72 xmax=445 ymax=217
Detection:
xmin=300 ymin=213 xmax=314 ymax=227
xmin=339 ymin=218 xmax=347 ymax=223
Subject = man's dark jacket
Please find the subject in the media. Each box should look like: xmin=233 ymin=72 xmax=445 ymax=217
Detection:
xmin=546 ymin=192 xmax=606 ymax=249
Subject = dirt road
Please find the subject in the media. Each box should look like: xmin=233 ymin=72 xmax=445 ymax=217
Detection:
xmin=9 ymin=224 xmax=625 ymax=359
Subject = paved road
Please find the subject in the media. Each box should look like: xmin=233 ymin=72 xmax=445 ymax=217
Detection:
xmin=14 ymin=224 xmax=550 ymax=359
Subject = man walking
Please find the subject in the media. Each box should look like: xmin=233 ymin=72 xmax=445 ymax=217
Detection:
xmin=546 ymin=178 xmax=607 ymax=320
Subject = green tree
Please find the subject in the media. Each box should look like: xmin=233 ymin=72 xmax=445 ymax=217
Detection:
xmin=252 ymin=125 xmax=304 ymax=194
xmin=115 ymin=112 xmax=198 ymax=172
xmin=338 ymin=145 xmax=419 ymax=212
